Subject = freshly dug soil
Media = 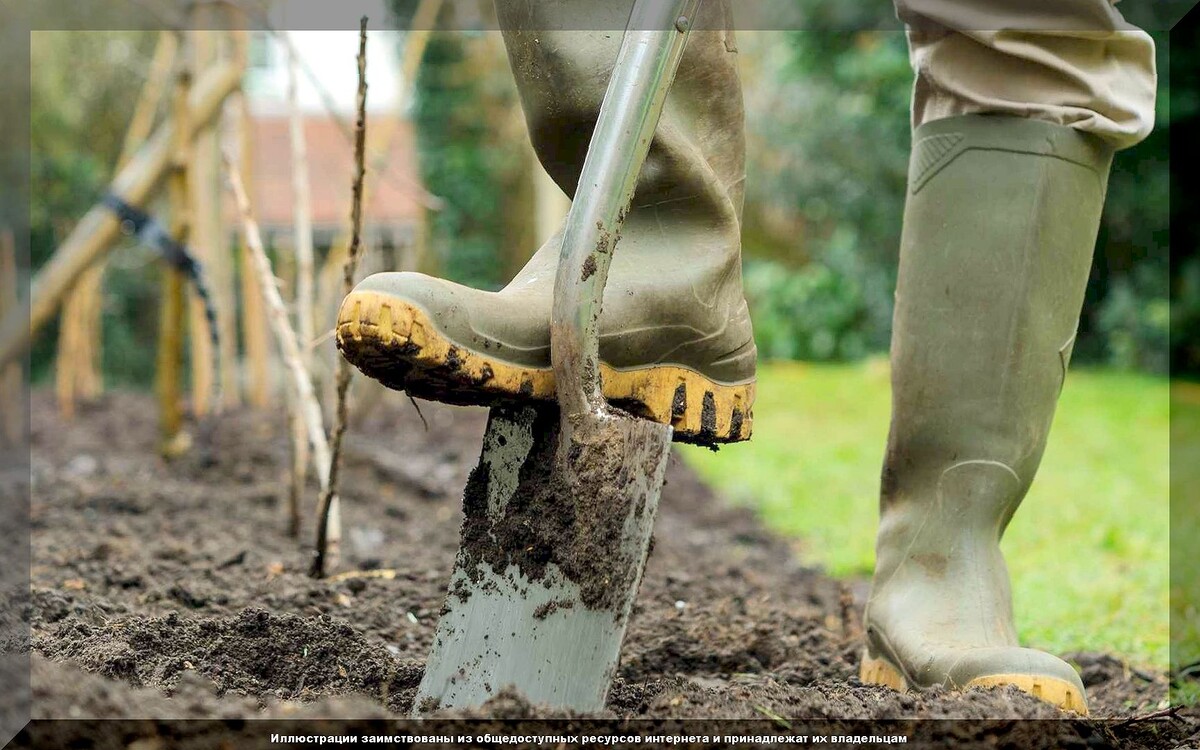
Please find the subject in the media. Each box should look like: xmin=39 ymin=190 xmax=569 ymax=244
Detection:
xmin=19 ymin=390 xmax=1197 ymax=748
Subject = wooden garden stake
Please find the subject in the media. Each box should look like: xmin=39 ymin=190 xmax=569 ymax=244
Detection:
xmin=0 ymin=229 xmax=21 ymax=446
xmin=225 ymin=155 xmax=337 ymax=543
xmin=311 ymin=17 xmax=369 ymax=579
xmin=230 ymin=26 xmax=272 ymax=409
xmin=186 ymin=22 xmax=225 ymax=417
xmin=286 ymin=31 xmax=315 ymax=535
xmin=157 ymin=34 xmax=193 ymax=459
xmin=120 ymin=32 xmax=179 ymax=163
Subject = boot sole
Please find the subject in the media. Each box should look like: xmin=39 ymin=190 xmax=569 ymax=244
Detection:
xmin=336 ymin=290 xmax=755 ymax=445
xmin=859 ymin=652 xmax=1089 ymax=715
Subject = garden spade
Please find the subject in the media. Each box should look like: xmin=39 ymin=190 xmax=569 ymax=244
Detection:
xmin=413 ymin=0 xmax=701 ymax=713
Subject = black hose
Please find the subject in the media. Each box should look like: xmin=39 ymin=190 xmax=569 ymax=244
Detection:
xmin=103 ymin=192 xmax=223 ymax=410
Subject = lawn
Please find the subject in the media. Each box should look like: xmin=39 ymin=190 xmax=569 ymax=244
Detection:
xmin=681 ymin=360 xmax=1171 ymax=670
xmin=1171 ymin=382 xmax=1200 ymax=702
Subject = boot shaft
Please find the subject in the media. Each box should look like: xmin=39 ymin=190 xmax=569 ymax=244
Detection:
xmin=495 ymin=0 xmax=745 ymax=230
xmin=861 ymin=117 xmax=1113 ymax=707
xmin=882 ymin=115 xmax=1113 ymax=531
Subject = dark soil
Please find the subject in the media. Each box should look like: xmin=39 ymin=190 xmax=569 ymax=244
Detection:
xmin=18 ymin=390 xmax=1198 ymax=748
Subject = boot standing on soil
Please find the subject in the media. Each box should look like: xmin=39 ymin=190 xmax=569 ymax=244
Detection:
xmin=336 ymin=0 xmax=1156 ymax=715
xmin=860 ymin=0 xmax=1156 ymax=714
xmin=338 ymin=0 xmax=755 ymax=445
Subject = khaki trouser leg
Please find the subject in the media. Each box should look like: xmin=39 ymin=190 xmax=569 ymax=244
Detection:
xmin=895 ymin=0 xmax=1157 ymax=149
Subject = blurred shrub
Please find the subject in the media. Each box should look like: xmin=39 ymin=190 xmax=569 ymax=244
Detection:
xmin=745 ymin=258 xmax=869 ymax=362
xmin=1098 ymin=271 xmax=1171 ymax=373
xmin=744 ymin=226 xmax=892 ymax=362
xmin=739 ymin=29 xmax=912 ymax=358
xmin=1076 ymin=35 xmax=1172 ymax=375
xmin=1173 ymin=257 xmax=1200 ymax=375
xmin=400 ymin=1 xmax=535 ymax=291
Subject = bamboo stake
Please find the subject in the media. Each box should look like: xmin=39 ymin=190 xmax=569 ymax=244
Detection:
xmin=0 ymin=60 xmax=242 ymax=370
xmin=312 ymin=18 xmax=369 ymax=579
xmin=233 ymin=87 xmax=272 ymax=408
xmin=225 ymin=18 xmax=270 ymax=409
xmin=0 ymin=229 xmax=22 ymax=446
xmin=156 ymin=266 xmax=188 ymax=454
xmin=72 ymin=265 xmax=102 ymax=399
xmin=286 ymin=32 xmax=315 ymax=536
xmin=54 ymin=264 xmax=83 ymax=414
xmin=53 ymin=219 xmax=84 ymax=422
xmin=121 ymin=32 xmax=180 ymax=165
xmin=288 ymin=33 xmax=317 ymax=365
xmin=186 ymin=25 xmax=222 ymax=416
xmin=158 ymin=34 xmax=193 ymax=458
xmin=225 ymin=154 xmax=335 ymax=534
xmin=77 ymin=267 xmax=104 ymax=397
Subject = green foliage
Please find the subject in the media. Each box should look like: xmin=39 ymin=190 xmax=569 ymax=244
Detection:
xmin=1077 ymin=32 xmax=1171 ymax=375
xmin=1097 ymin=269 xmax=1171 ymax=374
xmin=412 ymin=32 xmax=503 ymax=288
xmin=740 ymin=31 xmax=912 ymax=358
xmin=744 ymin=30 xmax=912 ymax=270
xmin=1172 ymin=257 xmax=1200 ymax=374
xmin=29 ymin=31 xmax=158 ymax=385
xmin=744 ymin=250 xmax=870 ymax=362
xmin=403 ymin=8 xmax=529 ymax=290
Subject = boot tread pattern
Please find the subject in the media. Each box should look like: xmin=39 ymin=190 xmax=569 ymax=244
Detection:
xmin=336 ymin=290 xmax=755 ymax=445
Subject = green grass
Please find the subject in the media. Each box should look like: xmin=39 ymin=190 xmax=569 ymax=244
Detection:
xmin=1171 ymin=383 xmax=1200 ymax=702
xmin=681 ymin=360 xmax=1170 ymax=669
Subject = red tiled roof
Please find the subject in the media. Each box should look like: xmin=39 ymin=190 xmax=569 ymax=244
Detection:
xmin=250 ymin=114 xmax=425 ymax=233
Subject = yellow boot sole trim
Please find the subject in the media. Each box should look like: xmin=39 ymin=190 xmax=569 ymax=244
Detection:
xmin=859 ymin=653 xmax=1089 ymax=716
xmin=336 ymin=290 xmax=755 ymax=444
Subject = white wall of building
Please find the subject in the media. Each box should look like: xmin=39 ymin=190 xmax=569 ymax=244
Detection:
xmin=244 ymin=1 xmax=405 ymax=116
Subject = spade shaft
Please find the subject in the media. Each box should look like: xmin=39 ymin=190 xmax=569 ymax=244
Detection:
xmin=550 ymin=0 xmax=703 ymax=417
xmin=414 ymin=0 xmax=700 ymax=714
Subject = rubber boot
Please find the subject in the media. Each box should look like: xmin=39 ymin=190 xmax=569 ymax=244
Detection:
xmin=859 ymin=114 xmax=1114 ymax=715
xmin=337 ymin=1 xmax=755 ymax=444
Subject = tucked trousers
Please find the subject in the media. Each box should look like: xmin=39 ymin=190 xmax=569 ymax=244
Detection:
xmin=895 ymin=0 xmax=1157 ymax=149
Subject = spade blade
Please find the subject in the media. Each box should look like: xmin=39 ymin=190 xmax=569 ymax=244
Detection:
xmin=414 ymin=403 xmax=671 ymax=713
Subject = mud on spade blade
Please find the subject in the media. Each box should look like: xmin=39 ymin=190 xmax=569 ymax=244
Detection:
xmin=413 ymin=403 xmax=670 ymax=713
xmin=415 ymin=0 xmax=695 ymax=714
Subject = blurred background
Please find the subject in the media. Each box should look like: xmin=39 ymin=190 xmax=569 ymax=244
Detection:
xmin=23 ymin=1 xmax=1187 ymax=685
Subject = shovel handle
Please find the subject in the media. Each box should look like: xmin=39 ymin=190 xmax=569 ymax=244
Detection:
xmin=549 ymin=0 xmax=703 ymax=418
